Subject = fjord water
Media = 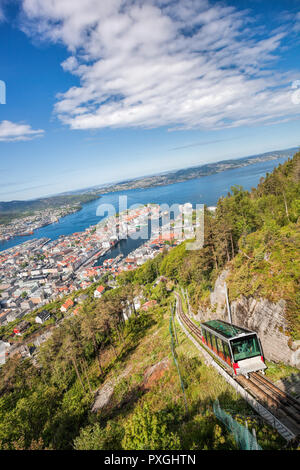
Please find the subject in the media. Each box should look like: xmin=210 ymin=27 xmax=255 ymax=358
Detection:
xmin=0 ymin=156 xmax=288 ymax=253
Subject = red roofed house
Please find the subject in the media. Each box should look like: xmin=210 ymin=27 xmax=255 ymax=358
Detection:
xmin=94 ymin=285 xmax=105 ymax=299
xmin=141 ymin=300 xmax=157 ymax=311
xmin=60 ymin=298 xmax=74 ymax=313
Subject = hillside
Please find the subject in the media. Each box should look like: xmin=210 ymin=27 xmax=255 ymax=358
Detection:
xmin=0 ymin=283 xmax=286 ymax=450
xmin=0 ymin=152 xmax=299 ymax=450
xmin=0 ymin=192 xmax=101 ymax=225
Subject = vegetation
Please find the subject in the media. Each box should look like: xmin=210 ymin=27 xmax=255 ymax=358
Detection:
xmin=0 ymin=152 xmax=299 ymax=450
xmin=0 ymin=269 xmax=287 ymax=450
xmin=121 ymin=403 xmax=181 ymax=450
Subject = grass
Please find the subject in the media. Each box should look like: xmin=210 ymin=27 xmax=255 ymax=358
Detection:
xmin=264 ymin=360 xmax=300 ymax=383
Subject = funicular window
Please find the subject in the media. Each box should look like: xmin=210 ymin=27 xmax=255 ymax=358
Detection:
xmin=207 ymin=332 xmax=212 ymax=348
xmin=211 ymin=335 xmax=218 ymax=352
xmin=216 ymin=338 xmax=225 ymax=361
xmin=223 ymin=342 xmax=231 ymax=366
xmin=216 ymin=338 xmax=223 ymax=353
xmin=231 ymin=334 xmax=261 ymax=362
xmin=203 ymin=329 xmax=208 ymax=344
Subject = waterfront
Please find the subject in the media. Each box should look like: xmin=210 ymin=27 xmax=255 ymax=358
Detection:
xmin=0 ymin=204 xmax=181 ymax=326
xmin=0 ymin=156 xmax=289 ymax=253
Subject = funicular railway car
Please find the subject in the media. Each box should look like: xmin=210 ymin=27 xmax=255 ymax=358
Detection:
xmin=200 ymin=319 xmax=267 ymax=377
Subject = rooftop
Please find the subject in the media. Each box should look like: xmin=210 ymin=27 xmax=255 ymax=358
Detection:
xmin=201 ymin=319 xmax=250 ymax=340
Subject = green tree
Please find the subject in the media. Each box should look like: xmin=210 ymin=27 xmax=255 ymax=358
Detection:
xmin=122 ymin=404 xmax=181 ymax=450
xmin=74 ymin=421 xmax=124 ymax=450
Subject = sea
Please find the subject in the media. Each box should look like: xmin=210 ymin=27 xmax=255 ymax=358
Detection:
xmin=0 ymin=156 xmax=289 ymax=258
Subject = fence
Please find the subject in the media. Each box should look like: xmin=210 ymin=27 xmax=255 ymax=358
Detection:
xmin=213 ymin=399 xmax=262 ymax=450
xmin=169 ymin=303 xmax=188 ymax=415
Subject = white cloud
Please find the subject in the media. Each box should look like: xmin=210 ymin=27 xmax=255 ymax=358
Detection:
xmin=0 ymin=5 xmax=5 ymax=22
xmin=20 ymin=0 xmax=300 ymax=131
xmin=0 ymin=120 xmax=44 ymax=142
xmin=295 ymin=12 xmax=300 ymax=32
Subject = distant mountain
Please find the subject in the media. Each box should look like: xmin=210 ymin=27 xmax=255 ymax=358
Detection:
xmin=91 ymin=146 xmax=299 ymax=194
xmin=0 ymin=193 xmax=101 ymax=224
xmin=1 ymin=146 xmax=298 ymax=220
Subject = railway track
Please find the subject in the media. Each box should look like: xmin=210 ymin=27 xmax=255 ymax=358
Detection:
xmin=175 ymin=292 xmax=300 ymax=440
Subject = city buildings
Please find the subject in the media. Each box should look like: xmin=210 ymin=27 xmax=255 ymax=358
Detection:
xmin=0 ymin=203 xmax=195 ymax=331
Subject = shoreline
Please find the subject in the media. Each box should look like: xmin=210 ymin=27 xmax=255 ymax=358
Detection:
xmin=0 ymin=155 xmax=290 ymax=253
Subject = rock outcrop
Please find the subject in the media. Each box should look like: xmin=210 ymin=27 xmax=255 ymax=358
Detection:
xmin=230 ymin=296 xmax=299 ymax=368
xmin=143 ymin=357 xmax=170 ymax=390
xmin=194 ymin=269 xmax=229 ymax=323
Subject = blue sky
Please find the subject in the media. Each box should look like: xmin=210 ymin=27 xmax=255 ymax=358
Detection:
xmin=0 ymin=0 xmax=300 ymax=201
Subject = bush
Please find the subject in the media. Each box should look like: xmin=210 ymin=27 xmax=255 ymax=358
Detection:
xmin=122 ymin=403 xmax=181 ymax=450
xmin=74 ymin=420 xmax=124 ymax=450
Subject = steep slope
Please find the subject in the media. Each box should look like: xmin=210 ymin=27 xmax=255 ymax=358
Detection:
xmin=0 ymin=152 xmax=299 ymax=450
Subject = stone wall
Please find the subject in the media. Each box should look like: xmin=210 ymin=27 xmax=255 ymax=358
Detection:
xmin=194 ymin=269 xmax=229 ymax=323
xmin=195 ymin=270 xmax=300 ymax=368
xmin=230 ymin=296 xmax=299 ymax=368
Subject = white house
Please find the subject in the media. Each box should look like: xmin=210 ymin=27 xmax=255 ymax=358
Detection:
xmin=35 ymin=310 xmax=51 ymax=324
